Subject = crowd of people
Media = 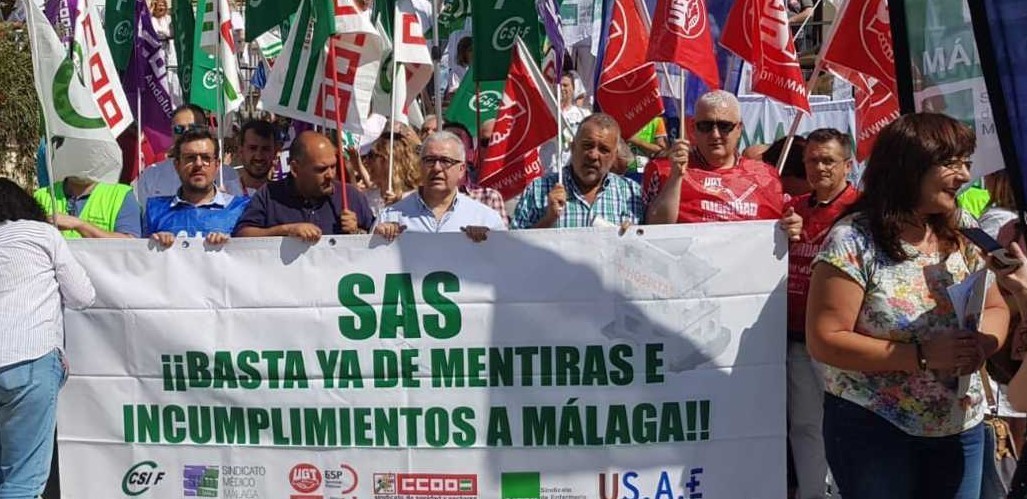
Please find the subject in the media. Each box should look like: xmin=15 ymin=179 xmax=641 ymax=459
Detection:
xmin=5 ymin=81 xmax=1027 ymax=499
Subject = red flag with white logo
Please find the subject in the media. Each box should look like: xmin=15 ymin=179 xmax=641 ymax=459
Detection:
xmin=820 ymin=0 xmax=898 ymax=160
xmin=478 ymin=38 xmax=558 ymax=199
xmin=722 ymin=0 xmax=810 ymax=113
xmin=853 ymin=75 xmax=900 ymax=161
xmin=596 ymin=0 xmax=664 ymax=138
xmin=822 ymin=0 xmax=897 ymax=93
xmin=646 ymin=0 xmax=720 ymax=89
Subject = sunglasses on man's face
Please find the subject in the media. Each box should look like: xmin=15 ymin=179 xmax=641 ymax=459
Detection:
xmin=695 ymin=120 xmax=739 ymax=134
xmin=173 ymin=124 xmax=209 ymax=135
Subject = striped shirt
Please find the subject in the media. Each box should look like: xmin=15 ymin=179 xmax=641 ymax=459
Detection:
xmin=511 ymin=167 xmax=645 ymax=229
xmin=0 ymin=220 xmax=95 ymax=368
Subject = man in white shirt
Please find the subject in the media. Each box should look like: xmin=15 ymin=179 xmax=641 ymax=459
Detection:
xmin=374 ymin=131 xmax=506 ymax=242
xmin=136 ymin=104 xmax=242 ymax=205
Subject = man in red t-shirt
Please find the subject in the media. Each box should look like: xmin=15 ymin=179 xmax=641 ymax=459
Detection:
xmin=786 ymin=128 xmax=859 ymax=499
xmin=644 ymin=90 xmax=802 ymax=240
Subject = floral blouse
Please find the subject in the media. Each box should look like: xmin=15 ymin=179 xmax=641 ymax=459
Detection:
xmin=813 ymin=213 xmax=986 ymax=437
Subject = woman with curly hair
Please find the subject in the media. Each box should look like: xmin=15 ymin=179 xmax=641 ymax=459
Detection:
xmin=807 ymin=113 xmax=1009 ymax=498
xmin=363 ymin=133 xmax=422 ymax=217
xmin=0 ymin=178 xmax=94 ymax=496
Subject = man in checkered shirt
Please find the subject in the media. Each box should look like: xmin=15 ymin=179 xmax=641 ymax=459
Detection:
xmin=511 ymin=113 xmax=645 ymax=229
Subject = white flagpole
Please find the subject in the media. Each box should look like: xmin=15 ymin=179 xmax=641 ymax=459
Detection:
xmin=774 ymin=0 xmax=839 ymax=174
xmin=678 ymin=71 xmax=688 ymax=140
xmin=137 ymin=91 xmax=143 ymax=175
xmin=557 ymin=76 xmax=563 ymax=185
xmin=388 ymin=61 xmax=399 ymax=194
xmin=215 ymin=0 xmax=225 ymax=189
xmin=432 ymin=0 xmax=444 ymax=118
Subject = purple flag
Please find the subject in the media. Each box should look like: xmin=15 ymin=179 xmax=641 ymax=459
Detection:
xmin=536 ymin=0 xmax=565 ymax=79
xmin=44 ymin=0 xmax=78 ymax=46
xmin=123 ymin=0 xmax=174 ymax=156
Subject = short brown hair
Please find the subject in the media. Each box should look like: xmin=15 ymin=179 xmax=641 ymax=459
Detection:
xmin=171 ymin=128 xmax=220 ymax=160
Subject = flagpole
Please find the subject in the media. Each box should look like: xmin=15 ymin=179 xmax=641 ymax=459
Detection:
xmin=388 ymin=57 xmax=399 ymax=195
xmin=329 ymin=36 xmax=350 ymax=211
xmin=215 ymin=0 xmax=225 ymax=190
xmin=794 ymin=0 xmax=824 ymax=42
xmin=137 ymin=91 xmax=144 ymax=178
xmin=774 ymin=0 xmax=844 ymax=174
xmin=432 ymin=0 xmax=444 ymax=118
xmin=556 ymin=77 xmax=563 ymax=185
xmin=678 ymin=70 xmax=688 ymax=140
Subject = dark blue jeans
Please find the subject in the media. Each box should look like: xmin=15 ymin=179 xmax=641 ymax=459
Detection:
xmin=823 ymin=393 xmax=984 ymax=499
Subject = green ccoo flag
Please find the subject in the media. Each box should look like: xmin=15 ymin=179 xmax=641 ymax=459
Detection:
xmin=172 ymin=0 xmax=196 ymax=102
xmin=244 ymin=0 xmax=300 ymax=42
xmin=444 ymin=66 xmax=505 ymax=138
xmin=104 ymin=0 xmax=135 ymax=71
xmin=471 ymin=0 xmax=541 ymax=81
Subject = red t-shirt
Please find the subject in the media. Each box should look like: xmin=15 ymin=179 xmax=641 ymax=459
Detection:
xmin=786 ymin=184 xmax=860 ymax=340
xmin=643 ymin=156 xmax=786 ymax=223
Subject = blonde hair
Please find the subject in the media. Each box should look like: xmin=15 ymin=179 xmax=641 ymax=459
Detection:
xmin=370 ymin=135 xmax=421 ymax=193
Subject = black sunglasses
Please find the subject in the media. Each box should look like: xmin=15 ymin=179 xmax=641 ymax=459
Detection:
xmin=695 ymin=120 xmax=738 ymax=134
xmin=173 ymin=124 xmax=209 ymax=135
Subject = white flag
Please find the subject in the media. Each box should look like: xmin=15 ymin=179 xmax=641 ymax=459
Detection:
xmin=24 ymin=0 xmax=123 ymax=183
xmin=391 ymin=0 xmax=432 ymax=123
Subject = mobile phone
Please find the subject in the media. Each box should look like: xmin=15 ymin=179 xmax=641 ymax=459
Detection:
xmin=959 ymin=228 xmax=1022 ymax=270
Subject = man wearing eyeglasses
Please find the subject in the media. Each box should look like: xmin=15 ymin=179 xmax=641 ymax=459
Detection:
xmin=644 ymin=90 xmax=802 ymax=241
xmin=373 ymin=131 xmax=506 ymax=242
xmin=144 ymin=129 xmax=251 ymax=247
xmin=784 ymin=128 xmax=858 ymax=499
xmin=135 ymin=105 xmax=244 ymax=205
xmin=233 ymin=132 xmax=373 ymax=242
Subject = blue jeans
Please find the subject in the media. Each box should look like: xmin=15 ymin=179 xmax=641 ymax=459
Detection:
xmin=823 ymin=393 xmax=984 ymax=499
xmin=0 ymin=350 xmax=66 ymax=498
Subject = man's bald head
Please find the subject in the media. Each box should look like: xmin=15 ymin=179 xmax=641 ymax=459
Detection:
xmin=289 ymin=131 xmax=338 ymax=198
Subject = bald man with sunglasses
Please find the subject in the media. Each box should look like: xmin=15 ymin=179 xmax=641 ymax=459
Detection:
xmin=643 ymin=91 xmax=802 ymax=241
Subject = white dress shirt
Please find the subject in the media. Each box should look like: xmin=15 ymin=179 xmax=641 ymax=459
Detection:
xmin=0 ymin=220 xmax=95 ymax=368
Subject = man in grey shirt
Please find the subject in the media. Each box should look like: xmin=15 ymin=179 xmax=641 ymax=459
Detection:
xmin=374 ymin=131 xmax=506 ymax=243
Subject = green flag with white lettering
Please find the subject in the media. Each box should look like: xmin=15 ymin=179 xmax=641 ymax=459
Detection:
xmin=471 ymin=0 xmax=541 ymax=81
xmin=244 ymin=0 xmax=300 ymax=42
xmin=172 ymin=0 xmax=196 ymax=102
xmin=190 ymin=0 xmax=244 ymax=113
xmin=444 ymin=66 xmax=505 ymax=137
xmin=104 ymin=0 xmax=134 ymax=71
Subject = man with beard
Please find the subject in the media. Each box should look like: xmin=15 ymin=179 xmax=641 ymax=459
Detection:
xmin=511 ymin=113 xmax=644 ymax=229
xmin=235 ymin=120 xmax=281 ymax=196
xmin=145 ymin=129 xmax=250 ymax=247
xmin=234 ymin=132 xmax=374 ymax=242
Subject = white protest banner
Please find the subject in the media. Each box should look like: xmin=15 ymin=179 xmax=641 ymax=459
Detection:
xmin=60 ymin=223 xmax=786 ymax=498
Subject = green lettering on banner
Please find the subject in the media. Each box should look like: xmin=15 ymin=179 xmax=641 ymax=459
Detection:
xmin=316 ymin=350 xmax=339 ymax=389
xmin=353 ymin=408 xmax=373 ymax=445
xmin=555 ymin=347 xmax=579 ymax=386
xmin=431 ymin=348 xmax=466 ymax=388
xmin=381 ymin=274 xmax=421 ymax=338
xmin=659 ymin=401 xmax=684 ymax=443
xmin=187 ymin=406 xmax=212 ymax=443
xmin=516 ymin=346 xmax=539 ymax=386
xmin=246 ymin=408 xmax=269 ymax=444
xmin=467 ymin=348 xmax=487 ymax=387
xmin=304 ymin=408 xmax=338 ymax=446
xmin=632 ymin=403 xmax=657 ymax=444
xmin=645 ymin=343 xmax=665 ymax=384
xmin=558 ymin=400 xmax=584 ymax=446
xmin=523 ymin=406 xmax=556 ymax=446
xmin=212 ymin=352 xmax=238 ymax=389
xmin=187 ymin=351 xmax=212 ymax=388
xmin=400 ymin=407 xmax=423 ymax=445
xmin=425 ymin=407 xmax=450 ymax=447
xmin=401 ymin=350 xmax=420 ymax=388
xmin=270 ymin=408 xmax=290 ymax=445
xmin=452 ymin=406 xmax=477 ymax=447
xmin=486 ymin=406 xmax=512 ymax=446
xmin=490 ymin=347 xmax=514 ymax=385
xmin=375 ymin=408 xmax=399 ymax=446
xmin=338 ymin=273 xmax=377 ymax=340
xmin=422 ymin=271 xmax=462 ymax=339
xmin=263 ymin=351 xmax=283 ymax=388
xmin=283 ymin=351 xmax=309 ymax=389
xmin=316 ymin=350 xmax=365 ymax=389
xmin=213 ymin=407 xmax=246 ymax=443
xmin=605 ymin=405 xmax=630 ymax=444
xmin=163 ymin=405 xmax=186 ymax=443
xmin=373 ymin=350 xmax=399 ymax=388
xmin=237 ymin=350 xmax=261 ymax=389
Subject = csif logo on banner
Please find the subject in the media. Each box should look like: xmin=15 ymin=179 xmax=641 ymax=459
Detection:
xmin=122 ymin=461 xmax=167 ymax=496
xmin=492 ymin=17 xmax=530 ymax=51
xmin=598 ymin=469 xmax=705 ymax=499
xmin=470 ymin=90 xmax=503 ymax=113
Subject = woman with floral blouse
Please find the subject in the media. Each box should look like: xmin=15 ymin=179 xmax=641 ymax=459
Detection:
xmin=807 ymin=113 xmax=1010 ymax=498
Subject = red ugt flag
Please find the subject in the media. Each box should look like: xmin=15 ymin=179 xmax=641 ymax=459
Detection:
xmin=722 ymin=0 xmax=809 ymax=113
xmin=596 ymin=0 xmax=664 ymax=138
xmin=647 ymin=0 xmax=720 ymax=89
xmin=478 ymin=38 xmax=558 ymax=199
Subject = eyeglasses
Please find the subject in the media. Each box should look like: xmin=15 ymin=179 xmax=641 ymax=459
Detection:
xmin=180 ymin=153 xmax=217 ymax=165
xmin=173 ymin=124 xmax=209 ymax=135
xmin=420 ymin=156 xmax=463 ymax=169
xmin=695 ymin=120 xmax=738 ymax=134
xmin=938 ymin=158 xmax=973 ymax=173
